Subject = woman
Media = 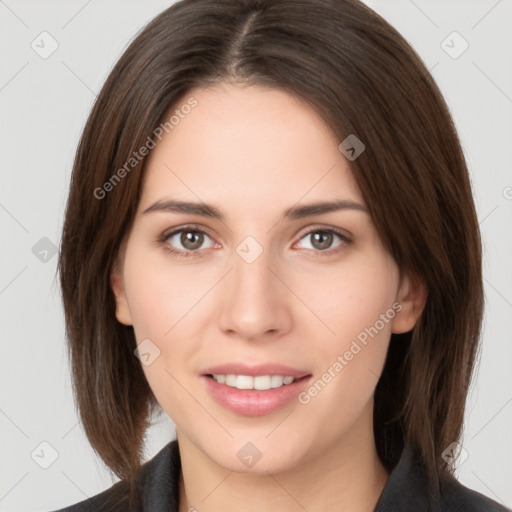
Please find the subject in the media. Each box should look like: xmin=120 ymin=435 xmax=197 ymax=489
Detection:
xmin=54 ymin=0 xmax=510 ymax=510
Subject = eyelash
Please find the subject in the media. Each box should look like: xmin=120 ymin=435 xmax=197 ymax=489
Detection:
xmin=156 ymin=224 xmax=351 ymax=260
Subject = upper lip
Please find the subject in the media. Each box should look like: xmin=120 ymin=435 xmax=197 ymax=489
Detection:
xmin=202 ymin=363 xmax=311 ymax=379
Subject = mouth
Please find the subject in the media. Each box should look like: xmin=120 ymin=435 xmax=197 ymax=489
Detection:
xmin=200 ymin=363 xmax=312 ymax=416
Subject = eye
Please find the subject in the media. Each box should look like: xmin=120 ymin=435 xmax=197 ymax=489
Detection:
xmin=294 ymin=227 xmax=351 ymax=256
xmin=157 ymin=225 xmax=351 ymax=259
xmin=158 ymin=225 xmax=217 ymax=258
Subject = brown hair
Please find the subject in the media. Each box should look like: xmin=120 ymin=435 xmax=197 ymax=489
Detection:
xmin=58 ymin=0 xmax=483 ymax=506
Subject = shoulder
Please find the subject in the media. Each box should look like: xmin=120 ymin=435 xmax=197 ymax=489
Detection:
xmin=375 ymin=445 xmax=511 ymax=512
xmin=439 ymin=473 xmax=511 ymax=512
xmin=47 ymin=440 xmax=181 ymax=512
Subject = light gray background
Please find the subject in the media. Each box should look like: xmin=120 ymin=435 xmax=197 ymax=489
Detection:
xmin=1 ymin=1 xmax=511 ymax=511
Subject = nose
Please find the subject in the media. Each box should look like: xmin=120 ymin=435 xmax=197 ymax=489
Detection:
xmin=218 ymin=244 xmax=293 ymax=341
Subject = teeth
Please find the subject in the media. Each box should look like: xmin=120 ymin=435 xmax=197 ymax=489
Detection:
xmin=214 ymin=374 xmax=226 ymax=384
xmin=212 ymin=374 xmax=296 ymax=390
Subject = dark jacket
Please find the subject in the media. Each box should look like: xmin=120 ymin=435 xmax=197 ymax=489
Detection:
xmin=50 ymin=440 xmax=510 ymax=512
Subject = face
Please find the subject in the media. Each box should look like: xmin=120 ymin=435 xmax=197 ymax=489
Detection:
xmin=111 ymin=83 xmax=425 ymax=473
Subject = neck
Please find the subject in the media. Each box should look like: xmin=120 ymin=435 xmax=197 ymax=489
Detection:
xmin=177 ymin=402 xmax=389 ymax=512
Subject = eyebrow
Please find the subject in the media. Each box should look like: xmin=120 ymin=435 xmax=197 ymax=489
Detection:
xmin=141 ymin=198 xmax=367 ymax=220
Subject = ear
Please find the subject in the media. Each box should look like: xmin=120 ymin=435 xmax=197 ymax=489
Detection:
xmin=391 ymin=273 xmax=428 ymax=334
xmin=110 ymin=258 xmax=133 ymax=326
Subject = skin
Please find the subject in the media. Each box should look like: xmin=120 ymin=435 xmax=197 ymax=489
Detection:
xmin=111 ymin=83 xmax=427 ymax=512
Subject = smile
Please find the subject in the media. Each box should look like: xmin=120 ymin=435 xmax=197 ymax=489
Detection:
xmin=202 ymin=373 xmax=312 ymax=416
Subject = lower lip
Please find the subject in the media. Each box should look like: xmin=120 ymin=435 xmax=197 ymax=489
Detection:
xmin=201 ymin=375 xmax=312 ymax=416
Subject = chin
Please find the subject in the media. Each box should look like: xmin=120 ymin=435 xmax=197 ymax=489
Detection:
xmin=201 ymin=434 xmax=311 ymax=475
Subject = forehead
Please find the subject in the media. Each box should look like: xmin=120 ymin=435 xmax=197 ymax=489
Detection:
xmin=140 ymin=83 xmax=363 ymax=212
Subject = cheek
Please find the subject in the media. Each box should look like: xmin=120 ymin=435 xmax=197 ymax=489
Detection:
xmin=122 ymin=246 xmax=214 ymax=409
xmin=293 ymin=255 xmax=398 ymax=411
xmin=123 ymin=244 xmax=214 ymax=341
xmin=301 ymin=255 xmax=398 ymax=350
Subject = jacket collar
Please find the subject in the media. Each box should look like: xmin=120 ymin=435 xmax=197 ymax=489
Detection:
xmin=374 ymin=444 xmax=440 ymax=512
xmin=139 ymin=439 xmax=181 ymax=511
